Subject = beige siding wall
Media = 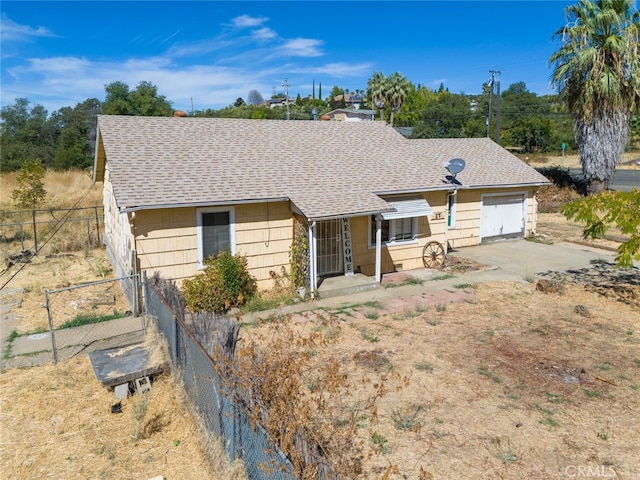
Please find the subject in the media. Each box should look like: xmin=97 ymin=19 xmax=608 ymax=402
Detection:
xmin=235 ymin=202 xmax=293 ymax=289
xmin=102 ymin=164 xmax=135 ymax=274
xmin=132 ymin=201 xmax=293 ymax=290
xmin=103 ymin=182 xmax=541 ymax=290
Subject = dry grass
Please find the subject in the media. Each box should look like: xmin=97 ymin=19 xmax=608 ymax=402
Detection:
xmin=1 ymin=170 xmax=248 ymax=479
xmin=2 ymin=248 xmax=121 ymax=334
xmin=1 ymin=170 xmax=104 ymax=257
xmin=0 ymin=169 xmax=103 ymax=211
xmin=0 ymin=353 xmax=246 ymax=479
xmin=521 ymin=151 xmax=640 ymax=170
xmin=537 ymin=212 xmax=628 ymax=252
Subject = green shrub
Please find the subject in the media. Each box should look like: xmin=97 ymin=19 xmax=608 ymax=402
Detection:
xmin=182 ymin=251 xmax=257 ymax=313
xmin=11 ymin=159 xmax=47 ymax=209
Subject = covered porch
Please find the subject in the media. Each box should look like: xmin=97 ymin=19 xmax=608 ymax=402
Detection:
xmin=301 ymin=194 xmax=437 ymax=297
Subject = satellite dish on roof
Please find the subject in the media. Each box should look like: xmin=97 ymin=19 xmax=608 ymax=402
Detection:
xmin=441 ymin=158 xmax=466 ymax=185
xmin=443 ymin=158 xmax=466 ymax=176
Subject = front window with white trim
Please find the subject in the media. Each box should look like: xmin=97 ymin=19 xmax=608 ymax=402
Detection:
xmin=369 ymin=215 xmax=418 ymax=245
xmin=197 ymin=207 xmax=235 ymax=266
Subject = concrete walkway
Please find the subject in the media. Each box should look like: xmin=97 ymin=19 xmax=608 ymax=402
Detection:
xmin=2 ymin=314 xmax=147 ymax=368
xmin=240 ymin=239 xmax=625 ymax=324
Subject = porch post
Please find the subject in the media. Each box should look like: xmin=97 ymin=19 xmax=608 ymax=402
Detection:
xmin=375 ymin=214 xmax=382 ymax=283
xmin=309 ymin=221 xmax=318 ymax=295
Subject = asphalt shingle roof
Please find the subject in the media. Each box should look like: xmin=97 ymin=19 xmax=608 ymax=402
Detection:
xmin=95 ymin=115 xmax=550 ymax=220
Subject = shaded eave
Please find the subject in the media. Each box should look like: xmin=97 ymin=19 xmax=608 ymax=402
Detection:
xmin=93 ymin=126 xmax=106 ymax=184
xmin=119 ymin=197 xmax=290 ymax=214
xmin=465 ymin=181 xmax=551 ymax=189
xmin=116 ymin=182 xmax=549 ymax=216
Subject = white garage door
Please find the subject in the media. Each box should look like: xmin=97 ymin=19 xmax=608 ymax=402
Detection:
xmin=480 ymin=194 xmax=526 ymax=241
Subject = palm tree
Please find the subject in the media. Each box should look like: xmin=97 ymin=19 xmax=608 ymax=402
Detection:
xmin=386 ymin=72 xmax=410 ymax=127
xmin=549 ymin=0 xmax=640 ymax=194
xmin=367 ymin=72 xmax=389 ymax=122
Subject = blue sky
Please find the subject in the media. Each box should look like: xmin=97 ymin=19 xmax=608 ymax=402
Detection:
xmin=1 ymin=1 xmax=576 ymax=114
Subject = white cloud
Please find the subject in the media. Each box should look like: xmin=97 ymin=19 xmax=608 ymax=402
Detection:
xmin=279 ymin=38 xmax=324 ymax=57
xmin=2 ymin=53 xmax=285 ymax=112
xmin=301 ymin=62 xmax=374 ymax=78
xmin=0 ymin=14 xmax=57 ymax=42
xmin=0 ymin=14 xmax=373 ymax=113
xmin=252 ymin=27 xmax=277 ymax=40
xmin=232 ymin=14 xmax=269 ymax=28
xmin=166 ymin=38 xmax=234 ymax=58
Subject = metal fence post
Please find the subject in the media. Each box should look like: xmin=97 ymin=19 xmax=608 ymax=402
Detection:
xmin=44 ymin=290 xmax=58 ymax=364
xmin=32 ymin=209 xmax=38 ymax=253
xmin=131 ymin=249 xmax=138 ymax=317
xmin=94 ymin=206 xmax=101 ymax=245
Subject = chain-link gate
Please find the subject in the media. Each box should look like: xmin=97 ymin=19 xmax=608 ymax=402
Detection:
xmin=40 ymin=274 xmax=145 ymax=363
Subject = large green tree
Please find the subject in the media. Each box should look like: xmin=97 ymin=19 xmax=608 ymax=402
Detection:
xmin=367 ymin=71 xmax=389 ymax=122
xmin=550 ymin=0 xmax=640 ymax=194
xmin=0 ymin=99 xmax=57 ymax=172
xmin=412 ymin=90 xmax=474 ymax=138
xmin=102 ymin=81 xmax=173 ymax=116
xmin=366 ymin=72 xmax=410 ymax=126
xmin=386 ymin=72 xmax=411 ymax=127
xmin=50 ymin=98 xmax=100 ymax=170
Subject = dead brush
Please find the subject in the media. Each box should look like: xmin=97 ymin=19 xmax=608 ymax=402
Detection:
xmin=216 ymin=319 xmax=395 ymax=478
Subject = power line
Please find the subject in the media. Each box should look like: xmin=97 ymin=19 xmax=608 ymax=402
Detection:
xmin=282 ymin=78 xmax=290 ymax=121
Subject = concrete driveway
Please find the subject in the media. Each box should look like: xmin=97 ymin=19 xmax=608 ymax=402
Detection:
xmin=449 ymin=239 xmax=620 ymax=282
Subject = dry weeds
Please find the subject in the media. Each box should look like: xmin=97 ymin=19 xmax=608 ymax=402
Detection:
xmin=0 ymin=352 xmax=247 ymax=479
xmin=2 ymin=248 xmax=125 ymax=334
xmin=244 ymin=280 xmax=640 ymax=478
xmin=522 ymin=151 xmax=640 ymax=170
xmin=1 ymin=171 xmax=246 ymax=479
xmin=0 ymin=169 xmax=102 ymax=210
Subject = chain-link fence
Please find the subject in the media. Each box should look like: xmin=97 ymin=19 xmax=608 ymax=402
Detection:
xmin=0 ymin=206 xmax=103 ymax=255
xmin=41 ymin=275 xmax=144 ymax=363
xmin=144 ymin=275 xmax=296 ymax=479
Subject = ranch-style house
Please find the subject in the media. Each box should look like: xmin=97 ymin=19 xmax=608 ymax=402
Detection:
xmin=93 ymin=115 xmax=550 ymax=295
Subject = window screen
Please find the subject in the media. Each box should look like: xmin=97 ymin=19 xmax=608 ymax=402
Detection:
xmin=202 ymin=211 xmax=230 ymax=259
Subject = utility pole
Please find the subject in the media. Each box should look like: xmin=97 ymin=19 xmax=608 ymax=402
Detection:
xmin=495 ymin=80 xmax=501 ymax=144
xmin=283 ymin=78 xmax=290 ymax=120
xmin=487 ymin=68 xmax=500 ymax=138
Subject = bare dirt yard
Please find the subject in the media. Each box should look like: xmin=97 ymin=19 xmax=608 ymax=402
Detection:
xmin=232 ymin=210 xmax=639 ymax=478
xmin=1 ymin=206 xmax=639 ymax=478
xmin=245 ymin=277 xmax=639 ymax=478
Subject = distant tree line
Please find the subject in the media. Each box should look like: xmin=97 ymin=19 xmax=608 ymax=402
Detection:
xmin=0 ymin=81 xmax=173 ymax=172
xmin=1 ymin=77 xmax=637 ymax=173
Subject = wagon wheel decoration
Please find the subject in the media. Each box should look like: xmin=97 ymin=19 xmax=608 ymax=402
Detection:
xmin=422 ymin=241 xmax=446 ymax=268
